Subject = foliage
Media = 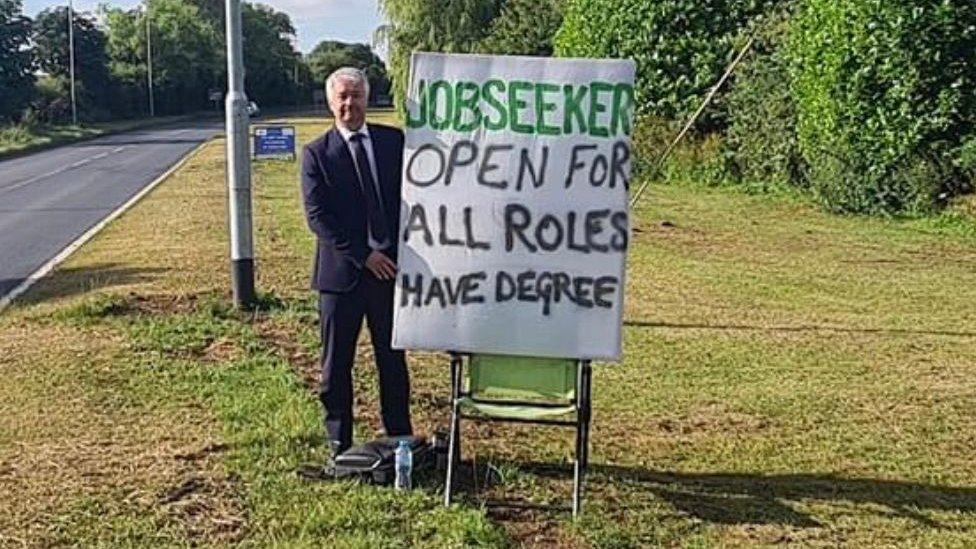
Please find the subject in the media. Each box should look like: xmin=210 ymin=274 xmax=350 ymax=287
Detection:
xmin=32 ymin=7 xmax=113 ymax=119
xmin=0 ymin=118 xmax=112 ymax=156
xmin=0 ymin=122 xmax=32 ymax=147
xmin=724 ymin=7 xmax=805 ymax=192
xmin=630 ymin=115 xmax=729 ymax=188
xmin=103 ymin=0 xmax=221 ymax=115
xmin=0 ymin=0 xmax=34 ymax=122
xmin=306 ymin=40 xmax=390 ymax=103
xmin=101 ymin=7 xmax=143 ymax=88
xmin=242 ymin=3 xmax=306 ymax=107
xmin=102 ymin=7 xmax=157 ymax=117
xmin=788 ymin=0 xmax=976 ymax=214
xmin=144 ymin=0 xmax=222 ymax=112
xmin=959 ymin=137 xmax=976 ymax=176
xmin=378 ymin=0 xmax=500 ymax=109
xmin=554 ymin=0 xmax=778 ymax=132
xmin=187 ymin=0 xmax=224 ymax=27
xmin=100 ymin=0 xmax=308 ymax=117
xmin=477 ymin=0 xmax=563 ymax=57
xmin=28 ymin=75 xmax=79 ymax=124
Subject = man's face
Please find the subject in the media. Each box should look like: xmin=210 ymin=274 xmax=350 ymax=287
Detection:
xmin=329 ymin=76 xmax=367 ymax=130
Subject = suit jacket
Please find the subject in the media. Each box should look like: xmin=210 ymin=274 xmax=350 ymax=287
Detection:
xmin=301 ymin=123 xmax=404 ymax=293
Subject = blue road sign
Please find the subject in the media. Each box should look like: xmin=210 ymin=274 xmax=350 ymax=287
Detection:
xmin=253 ymin=125 xmax=296 ymax=159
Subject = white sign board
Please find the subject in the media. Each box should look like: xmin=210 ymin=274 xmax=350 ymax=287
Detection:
xmin=392 ymin=52 xmax=635 ymax=360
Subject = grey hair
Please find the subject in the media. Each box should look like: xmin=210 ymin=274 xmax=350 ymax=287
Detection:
xmin=326 ymin=67 xmax=370 ymax=100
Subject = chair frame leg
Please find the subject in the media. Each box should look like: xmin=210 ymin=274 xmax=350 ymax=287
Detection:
xmin=582 ymin=360 xmax=592 ymax=471
xmin=573 ymin=360 xmax=593 ymax=518
xmin=573 ymin=425 xmax=583 ymax=516
xmin=444 ymin=353 xmax=462 ymax=507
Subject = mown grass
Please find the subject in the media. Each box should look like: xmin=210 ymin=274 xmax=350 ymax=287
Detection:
xmin=2 ymin=111 xmax=976 ymax=547
xmin=0 ymin=114 xmax=505 ymax=548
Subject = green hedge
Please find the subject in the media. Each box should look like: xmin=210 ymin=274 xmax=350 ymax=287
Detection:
xmin=554 ymin=0 xmax=778 ymax=131
xmin=788 ymin=0 xmax=976 ymax=214
xmin=477 ymin=0 xmax=563 ymax=56
xmin=724 ymin=7 xmax=804 ymax=193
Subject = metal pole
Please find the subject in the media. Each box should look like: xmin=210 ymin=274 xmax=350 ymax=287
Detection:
xmin=67 ymin=0 xmax=77 ymax=125
xmin=145 ymin=3 xmax=154 ymax=117
xmin=224 ymin=0 xmax=255 ymax=310
xmin=294 ymin=61 xmax=299 ymax=111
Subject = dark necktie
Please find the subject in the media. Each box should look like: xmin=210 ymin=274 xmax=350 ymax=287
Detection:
xmin=349 ymin=133 xmax=388 ymax=245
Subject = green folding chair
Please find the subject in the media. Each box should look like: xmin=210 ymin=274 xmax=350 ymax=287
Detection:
xmin=443 ymin=352 xmax=593 ymax=516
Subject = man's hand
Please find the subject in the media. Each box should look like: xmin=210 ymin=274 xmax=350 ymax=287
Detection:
xmin=365 ymin=250 xmax=397 ymax=280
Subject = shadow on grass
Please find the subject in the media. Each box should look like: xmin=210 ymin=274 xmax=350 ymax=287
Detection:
xmin=8 ymin=263 xmax=168 ymax=306
xmin=625 ymin=319 xmax=976 ymax=339
xmin=518 ymin=461 xmax=976 ymax=528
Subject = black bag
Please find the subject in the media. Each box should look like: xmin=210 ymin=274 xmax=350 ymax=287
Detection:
xmin=333 ymin=436 xmax=432 ymax=485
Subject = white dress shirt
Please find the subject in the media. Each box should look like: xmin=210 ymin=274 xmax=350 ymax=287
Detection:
xmin=336 ymin=123 xmax=390 ymax=250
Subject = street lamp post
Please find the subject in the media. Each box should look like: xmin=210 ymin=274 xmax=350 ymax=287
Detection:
xmin=145 ymin=2 xmax=154 ymax=117
xmin=288 ymin=35 xmax=300 ymax=111
xmin=224 ymin=0 xmax=255 ymax=309
xmin=67 ymin=0 xmax=77 ymax=124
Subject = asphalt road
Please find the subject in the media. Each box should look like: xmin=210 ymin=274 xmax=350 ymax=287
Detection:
xmin=0 ymin=122 xmax=222 ymax=301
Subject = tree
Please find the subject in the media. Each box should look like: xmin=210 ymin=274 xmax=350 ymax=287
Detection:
xmin=0 ymin=0 xmax=34 ymax=122
xmin=32 ymin=7 xmax=112 ymax=118
xmin=103 ymin=0 xmax=221 ymax=115
xmin=102 ymin=6 xmax=146 ymax=117
xmin=378 ymin=0 xmax=500 ymax=108
xmin=146 ymin=0 xmax=222 ymax=113
xmin=306 ymin=40 xmax=390 ymax=103
xmin=242 ymin=3 xmax=302 ymax=106
xmin=478 ymin=0 xmax=562 ymax=56
xmin=187 ymin=0 xmax=224 ymax=27
xmin=103 ymin=0 xmax=305 ymax=115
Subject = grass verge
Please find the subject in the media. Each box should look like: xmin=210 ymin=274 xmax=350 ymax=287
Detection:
xmin=2 ymin=111 xmax=976 ymax=547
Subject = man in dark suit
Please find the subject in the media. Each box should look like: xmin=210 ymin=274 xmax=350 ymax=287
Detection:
xmin=300 ymin=67 xmax=411 ymax=455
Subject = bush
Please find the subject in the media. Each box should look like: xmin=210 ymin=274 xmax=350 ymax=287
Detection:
xmin=725 ymin=7 xmax=805 ymax=193
xmin=28 ymin=75 xmax=75 ymax=124
xmin=477 ymin=0 xmax=563 ymax=56
xmin=554 ymin=0 xmax=778 ymax=132
xmin=0 ymin=123 xmax=34 ymax=148
xmin=788 ymin=0 xmax=976 ymax=214
xmin=959 ymin=137 xmax=976 ymax=176
xmin=629 ymin=115 xmax=729 ymax=188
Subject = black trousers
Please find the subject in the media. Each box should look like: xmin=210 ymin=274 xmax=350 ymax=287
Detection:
xmin=318 ymin=272 xmax=412 ymax=453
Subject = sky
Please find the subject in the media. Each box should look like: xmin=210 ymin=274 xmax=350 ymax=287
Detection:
xmin=22 ymin=0 xmax=385 ymax=54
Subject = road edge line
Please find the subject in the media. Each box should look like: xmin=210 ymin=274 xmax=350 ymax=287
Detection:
xmin=0 ymin=137 xmax=216 ymax=314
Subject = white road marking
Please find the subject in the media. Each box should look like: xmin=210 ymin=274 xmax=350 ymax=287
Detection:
xmin=0 ymin=166 xmax=75 ymax=194
xmin=1 ymin=143 xmax=137 ymax=195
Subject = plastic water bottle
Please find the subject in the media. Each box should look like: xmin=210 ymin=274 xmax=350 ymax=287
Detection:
xmin=394 ymin=439 xmax=412 ymax=491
